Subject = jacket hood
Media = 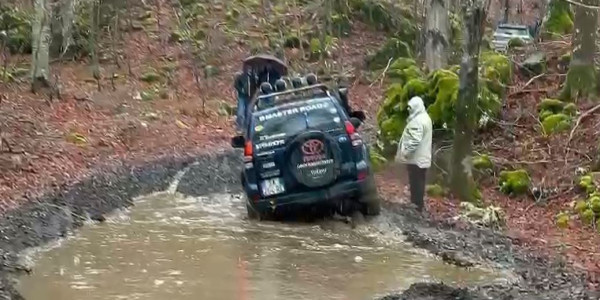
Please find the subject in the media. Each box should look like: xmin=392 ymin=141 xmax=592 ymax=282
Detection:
xmin=407 ymin=96 xmax=425 ymax=120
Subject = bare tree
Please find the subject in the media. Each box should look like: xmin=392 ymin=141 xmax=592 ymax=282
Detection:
xmin=90 ymin=0 xmax=102 ymax=91
xmin=560 ymin=0 xmax=598 ymax=101
xmin=450 ymin=0 xmax=486 ymax=203
xmin=31 ymin=0 xmax=52 ymax=92
xmin=425 ymin=0 xmax=450 ymax=71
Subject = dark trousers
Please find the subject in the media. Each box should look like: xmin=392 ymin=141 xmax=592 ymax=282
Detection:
xmin=407 ymin=164 xmax=427 ymax=211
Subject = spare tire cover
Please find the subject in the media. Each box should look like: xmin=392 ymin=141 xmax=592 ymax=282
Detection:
xmin=287 ymin=131 xmax=340 ymax=188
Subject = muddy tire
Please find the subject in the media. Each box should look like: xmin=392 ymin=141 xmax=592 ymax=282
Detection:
xmin=359 ymin=190 xmax=381 ymax=216
xmin=246 ymin=202 xmax=261 ymax=220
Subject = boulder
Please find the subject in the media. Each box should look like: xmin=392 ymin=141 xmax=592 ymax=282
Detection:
xmin=521 ymin=52 xmax=547 ymax=76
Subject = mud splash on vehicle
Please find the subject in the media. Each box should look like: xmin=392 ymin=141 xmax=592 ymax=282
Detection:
xmin=0 ymin=150 xmax=597 ymax=299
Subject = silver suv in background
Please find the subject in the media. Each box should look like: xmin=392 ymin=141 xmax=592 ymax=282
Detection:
xmin=492 ymin=24 xmax=534 ymax=53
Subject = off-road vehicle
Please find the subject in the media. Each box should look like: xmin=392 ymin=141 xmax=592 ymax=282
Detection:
xmin=231 ymin=55 xmax=380 ymax=220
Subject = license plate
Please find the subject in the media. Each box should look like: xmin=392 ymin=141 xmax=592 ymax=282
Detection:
xmin=260 ymin=178 xmax=285 ymax=196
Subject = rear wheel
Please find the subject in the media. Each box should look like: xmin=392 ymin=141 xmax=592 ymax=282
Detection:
xmin=361 ymin=196 xmax=381 ymax=216
xmin=246 ymin=202 xmax=260 ymax=220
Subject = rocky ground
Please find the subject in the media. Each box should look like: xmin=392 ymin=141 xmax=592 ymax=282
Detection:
xmin=1 ymin=0 xmax=600 ymax=298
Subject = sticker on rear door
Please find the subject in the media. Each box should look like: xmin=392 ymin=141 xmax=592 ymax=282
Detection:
xmin=255 ymin=139 xmax=285 ymax=150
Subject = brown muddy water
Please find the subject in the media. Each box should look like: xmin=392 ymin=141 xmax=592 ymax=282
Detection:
xmin=17 ymin=192 xmax=511 ymax=300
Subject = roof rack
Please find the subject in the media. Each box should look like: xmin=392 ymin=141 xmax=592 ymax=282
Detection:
xmin=252 ymin=83 xmax=332 ymax=111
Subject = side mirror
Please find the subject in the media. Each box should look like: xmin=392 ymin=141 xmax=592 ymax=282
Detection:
xmin=231 ymin=135 xmax=245 ymax=148
xmin=349 ymin=117 xmax=362 ymax=129
xmin=350 ymin=110 xmax=366 ymax=122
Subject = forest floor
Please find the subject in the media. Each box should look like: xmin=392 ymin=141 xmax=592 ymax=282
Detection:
xmin=1 ymin=0 xmax=599 ymax=290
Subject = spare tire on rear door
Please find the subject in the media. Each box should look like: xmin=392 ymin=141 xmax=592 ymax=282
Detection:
xmin=286 ymin=131 xmax=341 ymax=188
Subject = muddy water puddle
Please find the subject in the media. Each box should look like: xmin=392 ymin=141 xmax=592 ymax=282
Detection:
xmin=17 ymin=192 xmax=508 ymax=300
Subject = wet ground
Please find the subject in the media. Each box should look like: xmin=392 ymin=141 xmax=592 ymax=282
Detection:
xmin=17 ymin=192 xmax=505 ymax=300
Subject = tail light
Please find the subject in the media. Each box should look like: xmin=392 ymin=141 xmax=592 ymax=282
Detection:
xmin=345 ymin=121 xmax=362 ymax=147
xmin=344 ymin=121 xmax=355 ymax=135
xmin=244 ymin=141 xmax=253 ymax=162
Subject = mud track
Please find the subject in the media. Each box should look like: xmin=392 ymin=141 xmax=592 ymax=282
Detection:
xmin=0 ymin=151 xmax=597 ymax=300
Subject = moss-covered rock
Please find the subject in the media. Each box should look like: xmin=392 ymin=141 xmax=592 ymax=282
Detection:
xmin=556 ymin=211 xmax=570 ymax=229
xmin=426 ymin=70 xmax=460 ymax=127
xmin=581 ymin=208 xmax=595 ymax=225
xmin=575 ymin=199 xmax=589 ymax=214
xmin=366 ymin=38 xmax=412 ymax=70
xmin=508 ymin=37 xmax=526 ymax=49
xmin=541 ymin=113 xmax=571 ymax=135
xmin=480 ymin=51 xmax=512 ymax=95
xmin=579 ymin=174 xmax=595 ymax=193
xmin=543 ymin=0 xmax=574 ymax=39
xmin=539 ymin=98 xmax=565 ymax=113
xmin=563 ymin=103 xmax=577 ymax=116
xmin=426 ymin=184 xmax=444 ymax=197
xmin=590 ymin=196 xmax=600 ymax=213
xmin=473 ymin=154 xmax=494 ymax=171
xmin=521 ymin=52 xmax=547 ymax=76
xmin=499 ymin=169 xmax=530 ymax=195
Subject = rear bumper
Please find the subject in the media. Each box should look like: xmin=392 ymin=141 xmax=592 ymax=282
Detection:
xmin=247 ymin=177 xmax=376 ymax=212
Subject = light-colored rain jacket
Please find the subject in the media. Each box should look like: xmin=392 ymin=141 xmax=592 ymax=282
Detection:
xmin=394 ymin=96 xmax=433 ymax=168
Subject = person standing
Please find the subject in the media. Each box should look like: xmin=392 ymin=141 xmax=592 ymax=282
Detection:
xmin=395 ymin=96 xmax=433 ymax=213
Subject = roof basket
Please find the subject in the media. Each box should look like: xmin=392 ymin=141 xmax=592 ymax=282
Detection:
xmin=253 ymin=83 xmax=331 ymax=111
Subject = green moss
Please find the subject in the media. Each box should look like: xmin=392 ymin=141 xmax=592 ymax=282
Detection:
xmin=575 ymin=200 xmax=589 ymax=214
xmin=563 ymin=103 xmax=577 ymax=116
xmin=426 ymin=184 xmax=444 ymax=197
xmin=560 ymin=64 xmax=598 ymax=101
xmin=499 ymin=169 xmax=530 ymax=195
xmin=541 ymin=113 xmax=570 ymax=135
xmin=140 ymin=71 xmax=161 ymax=83
xmin=556 ymin=211 xmax=570 ymax=229
xmin=480 ymin=51 xmax=512 ymax=95
xmin=559 ymin=53 xmax=572 ymax=67
xmin=543 ymin=0 xmax=574 ymax=39
xmin=581 ymin=208 xmax=595 ymax=225
xmin=366 ymin=38 xmax=412 ymax=70
xmin=380 ymin=115 xmax=407 ymax=145
xmin=539 ymin=98 xmax=565 ymax=113
xmin=426 ymin=70 xmax=460 ymax=127
xmin=369 ymin=149 xmax=388 ymax=172
xmin=539 ymin=110 xmax=554 ymax=121
xmin=589 ymin=196 xmax=600 ymax=213
xmin=400 ymin=79 xmax=428 ymax=104
xmin=381 ymin=83 xmax=405 ymax=115
xmin=473 ymin=154 xmax=494 ymax=170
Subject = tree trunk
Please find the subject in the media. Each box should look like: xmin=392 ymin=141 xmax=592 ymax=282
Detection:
xmin=450 ymin=0 xmax=486 ymax=203
xmin=60 ymin=0 xmax=75 ymax=56
xmin=31 ymin=0 xmax=52 ymax=91
xmin=425 ymin=0 xmax=449 ymax=71
xmin=503 ymin=0 xmax=510 ymax=23
xmin=560 ymin=0 xmax=597 ymax=102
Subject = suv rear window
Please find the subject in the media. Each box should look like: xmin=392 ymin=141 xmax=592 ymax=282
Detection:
xmin=251 ymin=97 xmax=344 ymax=143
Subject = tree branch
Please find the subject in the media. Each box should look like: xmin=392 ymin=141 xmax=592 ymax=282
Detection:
xmin=566 ymin=103 xmax=600 ymax=146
